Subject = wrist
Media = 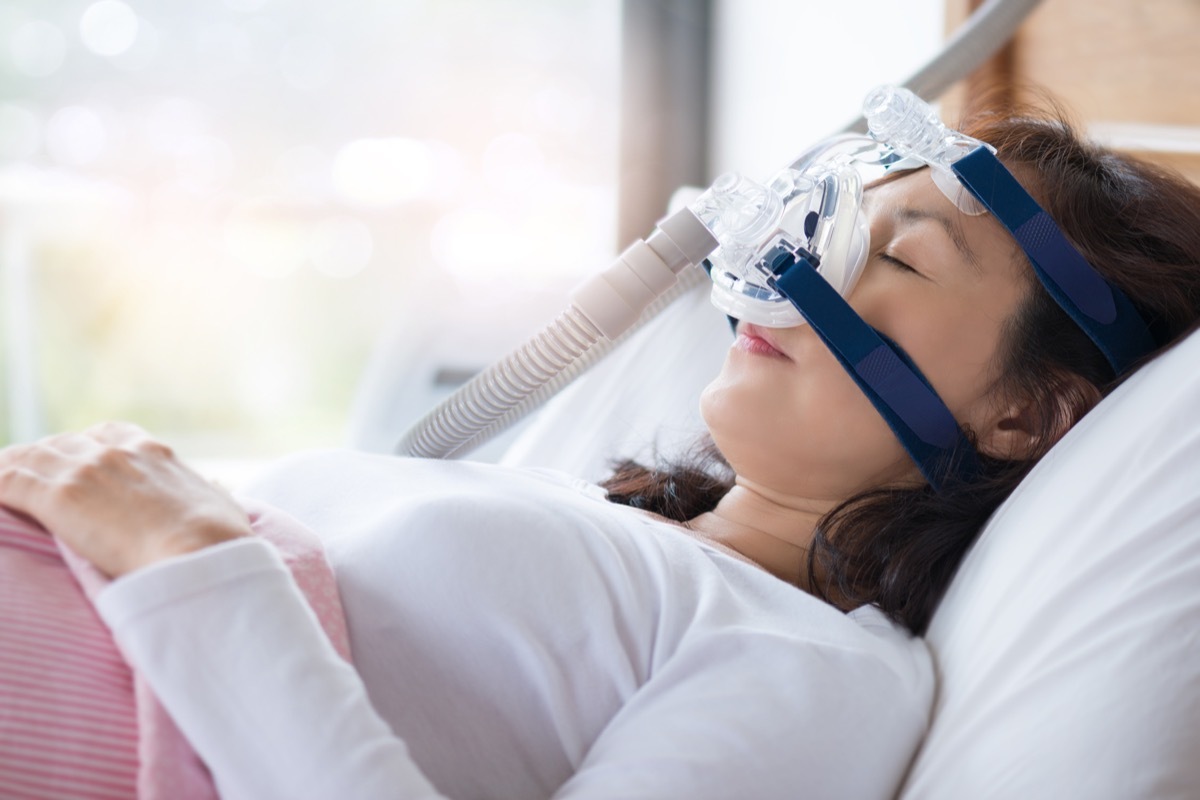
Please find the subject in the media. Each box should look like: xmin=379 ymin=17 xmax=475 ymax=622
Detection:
xmin=129 ymin=522 xmax=250 ymax=575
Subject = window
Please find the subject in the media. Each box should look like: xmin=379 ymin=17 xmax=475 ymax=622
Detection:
xmin=0 ymin=0 xmax=621 ymax=463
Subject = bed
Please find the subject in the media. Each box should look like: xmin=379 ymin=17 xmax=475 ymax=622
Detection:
xmin=494 ymin=278 xmax=1200 ymax=798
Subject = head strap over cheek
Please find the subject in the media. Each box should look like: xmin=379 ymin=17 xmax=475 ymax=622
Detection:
xmin=767 ymin=247 xmax=981 ymax=492
xmin=951 ymin=146 xmax=1157 ymax=375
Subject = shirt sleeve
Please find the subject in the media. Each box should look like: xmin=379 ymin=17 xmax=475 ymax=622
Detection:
xmin=97 ymin=538 xmax=449 ymax=800
xmin=98 ymin=537 xmax=929 ymax=800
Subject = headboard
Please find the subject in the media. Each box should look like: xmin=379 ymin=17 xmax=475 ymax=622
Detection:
xmin=943 ymin=0 xmax=1200 ymax=186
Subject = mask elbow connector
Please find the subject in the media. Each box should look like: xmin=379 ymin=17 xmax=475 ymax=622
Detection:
xmin=571 ymin=206 xmax=718 ymax=340
xmin=649 ymin=206 xmax=720 ymax=272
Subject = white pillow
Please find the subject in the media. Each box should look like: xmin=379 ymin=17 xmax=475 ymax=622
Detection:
xmin=901 ymin=327 xmax=1200 ymax=799
xmin=500 ymin=280 xmax=732 ymax=482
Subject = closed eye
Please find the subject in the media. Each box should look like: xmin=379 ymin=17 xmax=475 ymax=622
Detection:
xmin=879 ymin=252 xmax=921 ymax=276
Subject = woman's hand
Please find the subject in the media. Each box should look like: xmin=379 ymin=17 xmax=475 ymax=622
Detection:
xmin=0 ymin=422 xmax=251 ymax=578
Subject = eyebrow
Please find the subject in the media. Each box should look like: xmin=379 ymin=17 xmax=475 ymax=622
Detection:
xmin=896 ymin=207 xmax=982 ymax=275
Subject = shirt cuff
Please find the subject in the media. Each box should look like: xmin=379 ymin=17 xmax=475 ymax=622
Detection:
xmin=97 ymin=537 xmax=284 ymax=630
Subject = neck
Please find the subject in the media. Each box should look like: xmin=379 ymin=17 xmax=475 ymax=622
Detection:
xmin=687 ymin=477 xmax=834 ymax=589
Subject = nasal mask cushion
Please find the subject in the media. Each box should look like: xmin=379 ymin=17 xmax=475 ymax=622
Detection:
xmin=698 ymin=159 xmax=870 ymax=328
xmin=702 ymin=158 xmax=984 ymax=329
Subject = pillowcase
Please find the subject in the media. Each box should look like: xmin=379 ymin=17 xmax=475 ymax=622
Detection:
xmin=900 ymin=327 xmax=1200 ymax=798
xmin=501 ymin=280 xmax=731 ymax=482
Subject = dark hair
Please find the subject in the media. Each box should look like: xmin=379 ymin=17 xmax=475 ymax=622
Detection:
xmin=603 ymin=104 xmax=1200 ymax=635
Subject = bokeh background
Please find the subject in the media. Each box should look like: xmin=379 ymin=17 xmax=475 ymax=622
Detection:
xmin=0 ymin=0 xmax=942 ymax=471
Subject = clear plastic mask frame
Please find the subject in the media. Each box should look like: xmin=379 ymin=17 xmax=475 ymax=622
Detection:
xmin=692 ymin=86 xmax=995 ymax=328
xmin=696 ymin=137 xmax=930 ymax=328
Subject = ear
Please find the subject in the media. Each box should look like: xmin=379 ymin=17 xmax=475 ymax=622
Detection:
xmin=974 ymin=377 xmax=1101 ymax=462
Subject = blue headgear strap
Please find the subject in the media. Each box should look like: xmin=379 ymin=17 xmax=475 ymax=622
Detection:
xmin=951 ymin=146 xmax=1156 ymax=375
xmin=766 ymin=247 xmax=980 ymax=492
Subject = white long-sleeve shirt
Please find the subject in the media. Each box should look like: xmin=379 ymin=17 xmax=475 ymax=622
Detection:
xmin=97 ymin=450 xmax=933 ymax=799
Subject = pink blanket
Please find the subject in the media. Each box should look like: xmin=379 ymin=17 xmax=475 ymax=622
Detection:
xmin=0 ymin=501 xmax=351 ymax=799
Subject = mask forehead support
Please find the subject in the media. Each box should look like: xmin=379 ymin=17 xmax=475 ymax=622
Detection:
xmin=864 ymin=84 xmax=1156 ymax=374
xmin=951 ymin=146 xmax=1156 ymax=375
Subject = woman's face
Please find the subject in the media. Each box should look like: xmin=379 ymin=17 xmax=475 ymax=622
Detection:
xmin=700 ymin=169 xmax=1029 ymax=500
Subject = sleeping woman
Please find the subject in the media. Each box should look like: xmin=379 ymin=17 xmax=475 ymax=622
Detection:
xmin=3 ymin=104 xmax=1200 ymax=799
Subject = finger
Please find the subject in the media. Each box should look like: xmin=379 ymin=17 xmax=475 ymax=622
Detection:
xmin=0 ymin=443 xmax=33 ymax=470
xmin=85 ymin=423 xmax=178 ymax=465
xmin=0 ymin=464 xmax=50 ymax=517
xmin=2 ymin=435 xmax=102 ymax=481
xmin=85 ymin=421 xmax=151 ymax=448
xmin=0 ymin=433 xmax=100 ymax=473
xmin=0 ymin=442 xmax=62 ymax=477
xmin=33 ymin=435 xmax=112 ymax=487
xmin=39 ymin=431 xmax=104 ymax=457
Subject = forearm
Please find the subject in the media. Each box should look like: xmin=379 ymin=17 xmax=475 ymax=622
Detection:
xmin=98 ymin=538 xmax=447 ymax=800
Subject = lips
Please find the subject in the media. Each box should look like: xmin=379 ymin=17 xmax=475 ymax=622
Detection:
xmin=735 ymin=323 xmax=790 ymax=360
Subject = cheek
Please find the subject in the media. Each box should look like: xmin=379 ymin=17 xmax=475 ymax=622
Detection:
xmin=856 ymin=280 xmax=1015 ymax=422
xmin=700 ymin=339 xmax=916 ymax=495
xmin=894 ymin=296 xmax=1012 ymax=419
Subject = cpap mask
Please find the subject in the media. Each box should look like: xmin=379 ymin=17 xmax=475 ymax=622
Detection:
xmin=398 ymin=85 xmax=1155 ymax=493
xmin=684 ymin=84 xmax=1154 ymax=490
xmin=692 ymin=85 xmax=990 ymax=329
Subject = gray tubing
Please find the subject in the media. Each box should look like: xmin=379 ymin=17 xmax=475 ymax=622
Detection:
xmin=395 ymin=266 xmax=709 ymax=457
xmin=841 ymin=0 xmax=1045 ymax=134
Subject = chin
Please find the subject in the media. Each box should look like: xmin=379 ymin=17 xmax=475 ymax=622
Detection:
xmin=698 ymin=379 xmax=744 ymax=442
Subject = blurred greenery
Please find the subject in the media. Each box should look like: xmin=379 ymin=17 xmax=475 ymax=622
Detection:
xmin=0 ymin=0 xmax=619 ymax=459
xmin=32 ymin=238 xmax=381 ymax=455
